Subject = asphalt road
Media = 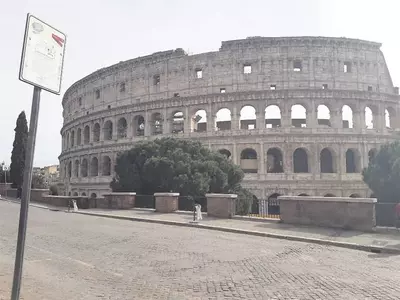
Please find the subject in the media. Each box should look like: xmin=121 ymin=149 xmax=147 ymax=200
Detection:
xmin=1 ymin=201 xmax=400 ymax=300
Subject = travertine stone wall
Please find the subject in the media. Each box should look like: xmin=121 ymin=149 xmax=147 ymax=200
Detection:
xmin=278 ymin=196 xmax=377 ymax=231
xmin=154 ymin=193 xmax=179 ymax=213
xmin=206 ymin=194 xmax=237 ymax=218
xmin=58 ymin=37 xmax=400 ymax=198
xmin=103 ymin=193 xmax=136 ymax=209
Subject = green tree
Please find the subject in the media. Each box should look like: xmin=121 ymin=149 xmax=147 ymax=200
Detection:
xmin=362 ymin=141 xmax=400 ymax=202
xmin=111 ymin=137 xmax=247 ymax=197
xmin=10 ymin=111 xmax=28 ymax=189
xmin=31 ymin=174 xmax=46 ymax=189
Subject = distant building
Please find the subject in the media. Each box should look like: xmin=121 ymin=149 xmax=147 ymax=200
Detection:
xmin=33 ymin=164 xmax=60 ymax=187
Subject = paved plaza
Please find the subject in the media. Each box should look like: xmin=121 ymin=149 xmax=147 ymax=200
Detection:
xmin=1 ymin=201 xmax=400 ymax=300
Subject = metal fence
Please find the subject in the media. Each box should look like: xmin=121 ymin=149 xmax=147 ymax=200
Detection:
xmin=248 ymin=198 xmax=280 ymax=219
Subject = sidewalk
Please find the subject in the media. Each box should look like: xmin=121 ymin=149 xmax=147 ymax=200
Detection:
xmin=75 ymin=207 xmax=400 ymax=254
xmin=2 ymin=197 xmax=400 ymax=254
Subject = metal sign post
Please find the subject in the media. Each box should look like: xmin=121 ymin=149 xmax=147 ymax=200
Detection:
xmin=11 ymin=14 xmax=66 ymax=300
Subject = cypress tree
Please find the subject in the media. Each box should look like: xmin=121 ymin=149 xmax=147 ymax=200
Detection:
xmin=10 ymin=111 xmax=28 ymax=189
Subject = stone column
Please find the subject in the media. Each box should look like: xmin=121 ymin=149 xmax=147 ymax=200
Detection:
xmin=259 ymin=143 xmax=265 ymax=174
xmin=331 ymin=110 xmax=342 ymax=128
xmin=208 ymin=114 xmax=216 ymax=132
xmin=281 ymin=104 xmax=291 ymax=128
xmin=144 ymin=111 xmax=151 ymax=136
xmin=231 ymin=113 xmax=240 ymax=131
xmin=112 ymin=117 xmax=118 ymax=140
xmin=184 ymin=107 xmax=190 ymax=133
xmin=206 ymin=193 xmax=237 ymax=218
xmin=154 ymin=193 xmax=179 ymax=213
xmin=307 ymin=104 xmax=316 ymax=128
xmin=256 ymin=111 xmax=264 ymax=130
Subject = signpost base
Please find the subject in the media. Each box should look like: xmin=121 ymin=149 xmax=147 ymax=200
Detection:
xmin=10 ymin=86 xmax=41 ymax=300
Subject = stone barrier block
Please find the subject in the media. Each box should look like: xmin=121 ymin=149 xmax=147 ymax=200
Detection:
xmin=103 ymin=193 xmax=136 ymax=209
xmin=206 ymin=193 xmax=237 ymax=218
xmin=278 ymin=196 xmax=377 ymax=231
xmin=154 ymin=193 xmax=179 ymax=213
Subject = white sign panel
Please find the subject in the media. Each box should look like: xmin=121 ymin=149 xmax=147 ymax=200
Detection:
xmin=19 ymin=14 xmax=66 ymax=94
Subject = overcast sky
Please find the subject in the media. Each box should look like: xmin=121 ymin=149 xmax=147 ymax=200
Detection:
xmin=1 ymin=0 xmax=399 ymax=167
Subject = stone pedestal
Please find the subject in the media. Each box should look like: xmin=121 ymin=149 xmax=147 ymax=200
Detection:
xmin=206 ymin=193 xmax=237 ymax=218
xmin=103 ymin=193 xmax=136 ymax=209
xmin=154 ymin=193 xmax=179 ymax=213
xmin=279 ymin=196 xmax=377 ymax=231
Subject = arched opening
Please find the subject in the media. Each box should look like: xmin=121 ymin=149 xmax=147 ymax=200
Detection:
xmin=68 ymin=192 xmax=71 ymax=196
xmin=218 ymin=149 xmax=231 ymax=159
xmin=317 ymin=105 xmax=331 ymax=127
xmin=324 ymin=193 xmax=336 ymax=197
xmin=215 ymin=108 xmax=231 ymax=131
xmin=191 ymin=109 xmax=207 ymax=132
xmin=349 ymin=193 xmax=361 ymax=198
xmin=73 ymin=192 xmax=78 ymax=196
xmin=90 ymin=193 xmax=97 ymax=199
xmin=267 ymin=148 xmax=283 ymax=173
xmin=346 ymin=149 xmax=360 ymax=173
xmin=267 ymin=193 xmax=281 ymax=215
xmin=117 ymin=117 xmax=127 ymax=138
xmin=81 ymin=159 xmax=88 ymax=177
xmin=265 ymin=105 xmax=281 ymax=128
xmin=90 ymin=157 xmax=99 ymax=177
xmin=74 ymin=160 xmax=79 ymax=177
xmin=102 ymin=156 xmax=111 ymax=176
xmin=365 ymin=106 xmax=374 ymax=129
xmin=385 ymin=108 xmax=396 ymax=129
xmin=342 ymin=105 xmax=353 ymax=128
xmin=298 ymin=193 xmax=309 ymax=196
xmin=240 ymin=105 xmax=256 ymax=130
xmin=171 ymin=111 xmax=184 ymax=133
xmin=133 ymin=115 xmax=145 ymax=136
xmin=103 ymin=120 xmax=113 ymax=140
xmin=151 ymin=113 xmax=163 ymax=135
xmin=84 ymin=125 xmax=90 ymax=144
xmin=240 ymin=148 xmax=258 ymax=173
xmin=81 ymin=192 xmax=86 ymax=196
xmin=67 ymin=161 xmax=72 ymax=178
xmin=320 ymin=148 xmax=335 ymax=173
xmin=77 ymin=128 xmax=82 ymax=145
xmin=368 ymin=148 xmax=377 ymax=163
xmin=293 ymin=148 xmax=309 ymax=173
xmin=93 ymin=123 xmax=100 ymax=142
xmin=291 ymin=104 xmax=307 ymax=128
xmin=70 ymin=130 xmax=75 ymax=147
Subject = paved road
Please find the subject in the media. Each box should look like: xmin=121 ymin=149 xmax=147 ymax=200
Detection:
xmin=1 ymin=201 xmax=400 ymax=300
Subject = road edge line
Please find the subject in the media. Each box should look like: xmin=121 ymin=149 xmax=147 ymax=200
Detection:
xmin=73 ymin=210 xmax=400 ymax=255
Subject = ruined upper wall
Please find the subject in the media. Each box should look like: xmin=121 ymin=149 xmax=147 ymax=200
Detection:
xmin=62 ymin=36 xmax=396 ymax=121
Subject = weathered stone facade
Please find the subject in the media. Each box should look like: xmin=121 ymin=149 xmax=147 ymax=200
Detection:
xmin=59 ymin=36 xmax=400 ymax=199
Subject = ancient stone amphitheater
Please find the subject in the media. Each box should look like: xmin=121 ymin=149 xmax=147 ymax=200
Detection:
xmin=59 ymin=36 xmax=400 ymax=200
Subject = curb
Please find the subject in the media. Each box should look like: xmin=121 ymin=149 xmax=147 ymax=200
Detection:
xmin=0 ymin=197 xmax=56 ymax=211
xmin=73 ymin=210 xmax=400 ymax=255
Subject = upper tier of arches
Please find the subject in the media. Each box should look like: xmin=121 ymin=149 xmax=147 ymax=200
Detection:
xmin=62 ymin=37 xmax=397 ymax=123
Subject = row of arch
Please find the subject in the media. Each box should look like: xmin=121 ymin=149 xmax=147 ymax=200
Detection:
xmin=65 ymin=156 xmax=112 ymax=178
xmin=261 ymin=192 xmax=365 ymax=201
xmin=219 ymin=147 xmax=377 ymax=174
xmin=63 ymin=103 xmax=397 ymax=149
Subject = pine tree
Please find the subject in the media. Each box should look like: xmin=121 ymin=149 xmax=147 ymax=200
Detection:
xmin=10 ymin=111 xmax=28 ymax=189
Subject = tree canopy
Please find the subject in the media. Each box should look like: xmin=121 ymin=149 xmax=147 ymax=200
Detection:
xmin=362 ymin=141 xmax=400 ymax=202
xmin=111 ymin=137 xmax=246 ymax=197
xmin=10 ymin=111 xmax=28 ymax=189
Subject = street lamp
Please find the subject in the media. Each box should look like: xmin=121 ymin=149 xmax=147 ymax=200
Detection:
xmin=1 ymin=161 xmax=8 ymax=184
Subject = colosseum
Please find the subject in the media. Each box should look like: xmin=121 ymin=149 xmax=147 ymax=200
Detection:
xmin=59 ymin=36 xmax=400 ymax=200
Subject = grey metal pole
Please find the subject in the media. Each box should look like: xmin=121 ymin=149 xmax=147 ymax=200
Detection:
xmin=10 ymin=86 xmax=41 ymax=300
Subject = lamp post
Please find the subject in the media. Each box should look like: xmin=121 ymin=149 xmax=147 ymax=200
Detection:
xmin=1 ymin=161 xmax=8 ymax=184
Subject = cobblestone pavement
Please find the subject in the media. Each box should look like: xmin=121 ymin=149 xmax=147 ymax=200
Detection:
xmin=1 ymin=201 xmax=400 ymax=300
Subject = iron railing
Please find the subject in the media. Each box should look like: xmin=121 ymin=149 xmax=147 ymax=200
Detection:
xmin=248 ymin=198 xmax=280 ymax=219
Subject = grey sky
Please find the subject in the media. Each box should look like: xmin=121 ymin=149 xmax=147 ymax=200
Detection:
xmin=1 ymin=0 xmax=399 ymax=167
